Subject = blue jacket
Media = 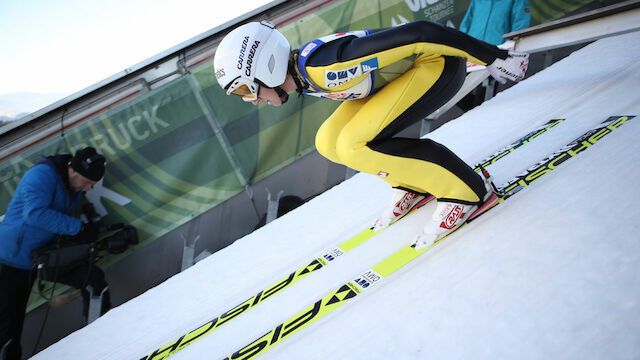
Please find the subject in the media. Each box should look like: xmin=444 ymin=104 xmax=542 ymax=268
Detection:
xmin=460 ymin=0 xmax=531 ymax=45
xmin=0 ymin=155 xmax=83 ymax=270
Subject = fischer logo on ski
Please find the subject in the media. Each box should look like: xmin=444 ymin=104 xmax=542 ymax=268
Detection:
xmin=474 ymin=118 xmax=564 ymax=172
xmin=140 ymin=117 xmax=568 ymax=360
xmin=504 ymin=116 xmax=634 ymax=194
xmin=224 ymin=115 xmax=634 ymax=360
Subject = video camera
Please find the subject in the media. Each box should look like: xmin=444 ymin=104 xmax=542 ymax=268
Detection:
xmin=31 ymin=204 xmax=139 ymax=270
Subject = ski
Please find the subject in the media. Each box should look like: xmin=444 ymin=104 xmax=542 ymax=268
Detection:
xmin=140 ymin=118 xmax=564 ymax=360
xmin=473 ymin=118 xmax=563 ymax=172
xmin=224 ymin=115 xmax=634 ymax=360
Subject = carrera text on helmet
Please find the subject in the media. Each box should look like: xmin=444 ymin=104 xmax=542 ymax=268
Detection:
xmin=245 ymin=40 xmax=261 ymax=77
xmin=237 ymin=36 xmax=250 ymax=70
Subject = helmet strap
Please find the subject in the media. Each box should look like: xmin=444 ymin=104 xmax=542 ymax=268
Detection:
xmin=255 ymin=79 xmax=289 ymax=104
xmin=289 ymin=50 xmax=307 ymax=97
xmin=290 ymin=71 xmax=305 ymax=97
xmin=274 ymin=86 xmax=289 ymax=104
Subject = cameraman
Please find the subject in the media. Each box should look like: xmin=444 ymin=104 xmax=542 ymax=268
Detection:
xmin=0 ymin=146 xmax=111 ymax=360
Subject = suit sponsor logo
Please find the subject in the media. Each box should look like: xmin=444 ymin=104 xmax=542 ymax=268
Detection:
xmin=360 ymin=57 xmax=379 ymax=72
xmin=319 ymin=92 xmax=363 ymax=100
xmin=300 ymin=42 xmax=317 ymax=57
xmin=325 ymin=66 xmax=361 ymax=88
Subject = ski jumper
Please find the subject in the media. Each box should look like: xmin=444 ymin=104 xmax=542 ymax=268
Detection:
xmin=296 ymin=21 xmax=509 ymax=205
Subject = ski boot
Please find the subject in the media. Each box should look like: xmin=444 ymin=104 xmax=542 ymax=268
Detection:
xmin=372 ymin=189 xmax=432 ymax=231
xmin=411 ymin=173 xmax=500 ymax=250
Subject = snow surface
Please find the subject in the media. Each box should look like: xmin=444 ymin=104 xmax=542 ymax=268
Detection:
xmin=33 ymin=32 xmax=640 ymax=360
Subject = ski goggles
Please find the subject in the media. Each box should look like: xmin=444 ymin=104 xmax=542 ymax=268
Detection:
xmin=226 ymin=77 xmax=259 ymax=102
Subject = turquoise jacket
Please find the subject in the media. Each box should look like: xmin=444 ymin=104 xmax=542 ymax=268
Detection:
xmin=0 ymin=155 xmax=82 ymax=270
xmin=460 ymin=0 xmax=531 ymax=45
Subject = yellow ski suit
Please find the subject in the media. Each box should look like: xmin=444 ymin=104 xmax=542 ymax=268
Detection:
xmin=296 ymin=21 xmax=509 ymax=205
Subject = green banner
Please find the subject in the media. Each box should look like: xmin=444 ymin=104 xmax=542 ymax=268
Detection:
xmin=0 ymin=0 xmax=604 ymax=311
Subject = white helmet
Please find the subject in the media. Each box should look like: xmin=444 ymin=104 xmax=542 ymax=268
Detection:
xmin=214 ymin=21 xmax=291 ymax=102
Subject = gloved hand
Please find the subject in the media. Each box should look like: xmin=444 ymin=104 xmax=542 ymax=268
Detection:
xmin=487 ymin=50 xmax=529 ymax=84
xmin=76 ymin=222 xmax=100 ymax=243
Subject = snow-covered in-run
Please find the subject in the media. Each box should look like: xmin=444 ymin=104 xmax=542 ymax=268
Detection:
xmin=33 ymin=32 xmax=640 ymax=360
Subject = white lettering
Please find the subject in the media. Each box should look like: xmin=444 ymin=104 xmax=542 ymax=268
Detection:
xmin=106 ymin=123 xmax=132 ymax=150
xmin=128 ymin=115 xmax=150 ymax=140
xmin=88 ymin=134 xmax=116 ymax=156
xmin=405 ymin=0 xmax=445 ymax=11
xmin=142 ymin=104 xmax=170 ymax=133
xmin=405 ymin=0 xmax=421 ymax=11
xmin=85 ymin=179 xmax=132 ymax=217
xmin=105 ymin=100 xmax=171 ymax=149
xmin=423 ymin=0 xmax=454 ymax=21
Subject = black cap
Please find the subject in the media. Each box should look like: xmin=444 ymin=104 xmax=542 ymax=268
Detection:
xmin=70 ymin=147 xmax=105 ymax=181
